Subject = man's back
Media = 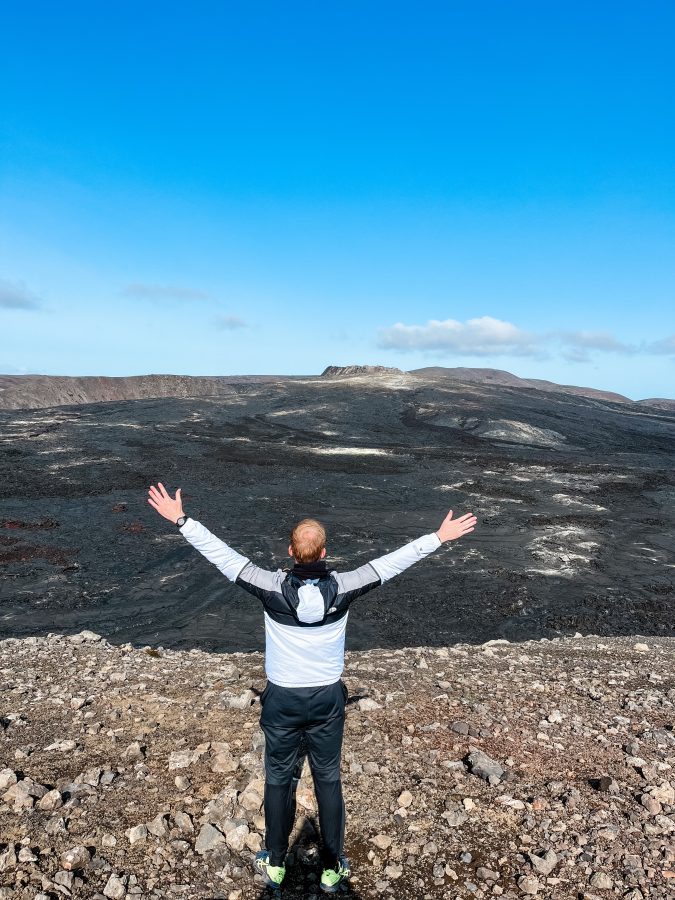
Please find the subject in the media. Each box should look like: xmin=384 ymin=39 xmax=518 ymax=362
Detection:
xmin=177 ymin=517 xmax=443 ymax=686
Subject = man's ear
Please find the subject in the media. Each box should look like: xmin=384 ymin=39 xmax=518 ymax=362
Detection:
xmin=320 ymin=547 xmax=327 ymax=559
xmin=288 ymin=544 xmax=294 ymax=558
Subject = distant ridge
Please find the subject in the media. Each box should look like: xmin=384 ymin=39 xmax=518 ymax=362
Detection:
xmin=409 ymin=366 xmax=632 ymax=405
xmin=0 ymin=367 xmax=672 ymax=411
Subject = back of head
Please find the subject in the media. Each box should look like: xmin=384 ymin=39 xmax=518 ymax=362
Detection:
xmin=290 ymin=518 xmax=326 ymax=563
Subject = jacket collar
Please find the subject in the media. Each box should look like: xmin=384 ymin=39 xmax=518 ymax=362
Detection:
xmin=290 ymin=559 xmax=328 ymax=580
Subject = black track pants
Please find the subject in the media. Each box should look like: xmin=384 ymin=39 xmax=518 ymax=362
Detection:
xmin=259 ymin=679 xmax=347 ymax=868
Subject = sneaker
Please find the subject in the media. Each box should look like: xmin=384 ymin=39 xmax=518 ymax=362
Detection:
xmin=320 ymin=856 xmax=351 ymax=893
xmin=254 ymin=850 xmax=286 ymax=888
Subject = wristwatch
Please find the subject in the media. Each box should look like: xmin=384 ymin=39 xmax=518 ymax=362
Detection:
xmin=175 ymin=515 xmax=189 ymax=528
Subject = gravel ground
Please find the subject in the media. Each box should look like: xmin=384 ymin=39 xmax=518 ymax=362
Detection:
xmin=1 ymin=631 xmax=673 ymax=899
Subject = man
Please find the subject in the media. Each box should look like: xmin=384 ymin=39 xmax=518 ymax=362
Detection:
xmin=147 ymin=482 xmax=476 ymax=893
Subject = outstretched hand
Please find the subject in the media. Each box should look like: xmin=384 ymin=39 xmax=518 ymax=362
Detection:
xmin=148 ymin=483 xmax=184 ymax=524
xmin=436 ymin=510 xmax=477 ymax=543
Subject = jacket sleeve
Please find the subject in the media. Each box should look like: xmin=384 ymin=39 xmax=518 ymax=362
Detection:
xmin=179 ymin=518 xmax=284 ymax=601
xmin=368 ymin=532 xmax=442 ymax=583
xmin=333 ymin=532 xmax=442 ymax=607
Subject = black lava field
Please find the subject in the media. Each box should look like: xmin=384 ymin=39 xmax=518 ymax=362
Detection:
xmin=1 ymin=372 xmax=674 ymax=651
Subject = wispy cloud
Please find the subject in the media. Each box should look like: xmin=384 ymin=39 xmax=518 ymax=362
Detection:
xmin=0 ymin=279 xmax=43 ymax=310
xmin=214 ymin=314 xmax=247 ymax=330
xmin=377 ymin=316 xmax=542 ymax=357
xmin=559 ymin=330 xmax=636 ymax=355
xmin=122 ymin=283 xmax=210 ymax=301
xmin=646 ymin=334 xmax=675 ymax=356
xmin=0 ymin=363 xmax=31 ymax=374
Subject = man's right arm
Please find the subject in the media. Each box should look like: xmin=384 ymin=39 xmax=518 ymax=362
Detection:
xmin=147 ymin=483 xmax=284 ymax=600
xmin=179 ymin=518 xmax=285 ymax=601
xmin=178 ymin=518 xmax=250 ymax=581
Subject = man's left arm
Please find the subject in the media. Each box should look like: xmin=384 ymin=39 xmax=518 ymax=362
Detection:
xmin=333 ymin=509 xmax=477 ymax=606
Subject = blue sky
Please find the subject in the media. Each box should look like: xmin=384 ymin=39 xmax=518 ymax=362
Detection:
xmin=1 ymin=1 xmax=674 ymax=399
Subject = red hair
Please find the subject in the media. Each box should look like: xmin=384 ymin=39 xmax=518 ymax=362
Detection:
xmin=290 ymin=518 xmax=326 ymax=563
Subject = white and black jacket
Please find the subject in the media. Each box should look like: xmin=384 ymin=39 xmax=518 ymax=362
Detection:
xmin=178 ymin=518 xmax=442 ymax=688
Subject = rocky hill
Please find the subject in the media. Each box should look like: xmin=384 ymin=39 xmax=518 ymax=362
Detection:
xmin=1 ymin=632 xmax=673 ymax=899
xmin=409 ymin=368 xmax=632 ymax=405
xmin=321 ymin=366 xmax=405 ymax=378
xmin=637 ymin=399 xmax=675 ymax=413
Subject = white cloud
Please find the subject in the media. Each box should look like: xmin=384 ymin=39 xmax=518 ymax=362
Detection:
xmin=214 ymin=314 xmax=247 ymax=330
xmin=122 ymin=283 xmax=210 ymax=301
xmin=377 ymin=316 xmax=541 ymax=357
xmin=0 ymin=279 xmax=43 ymax=310
xmin=377 ymin=315 xmax=672 ymax=362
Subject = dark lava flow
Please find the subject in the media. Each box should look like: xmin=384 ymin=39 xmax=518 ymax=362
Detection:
xmin=1 ymin=373 xmax=673 ymax=651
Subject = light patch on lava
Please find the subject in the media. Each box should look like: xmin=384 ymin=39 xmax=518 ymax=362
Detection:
xmin=303 ymin=446 xmax=394 ymax=456
xmin=552 ymin=493 xmax=608 ymax=512
xmin=47 ymin=457 xmax=123 ymax=469
xmin=37 ymin=447 xmax=78 ymax=454
xmin=73 ymin=422 xmax=146 ymax=429
xmin=527 ymin=525 xmax=600 ymax=576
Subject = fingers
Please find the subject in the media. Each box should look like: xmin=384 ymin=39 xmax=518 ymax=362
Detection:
xmin=176 ymin=487 xmax=182 ymax=501
xmin=158 ymin=482 xmax=170 ymax=500
xmin=458 ymin=523 xmax=476 ymax=535
xmin=455 ymin=512 xmax=476 ymax=523
xmin=148 ymin=485 xmax=163 ymax=502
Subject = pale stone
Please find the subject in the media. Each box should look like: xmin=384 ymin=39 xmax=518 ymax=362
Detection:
xmin=60 ymin=846 xmax=91 ymax=871
xmin=127 ymin=824 xmax=148 ymax=844
xmin=211 ymin=751 xmax=240 ymax=774
xmin=44 ymin=739 xmax=77 ymax=752
xmin=245 ymin=831 xmax=262 ymax=852
xmin=37 ymin=789 xmax=63 ymax=811
xmin=147 ymin=813 xmax=169 ymax=838
xmin=195 ymin=823 xmax=227 ymax=854
xmin=168 ymin=750 xmax=195 ymax=770
xmin=0 ymin=769 xmax=17 ymax=791
xmin=517 ymin=874 xmax=540 ymax=894
xmin=397 ymin=790 xmax=413 ymax=808
xmin=173 ymin=811 xmax=194 ymax=833
xmin=103 ymin=873 xmax=127 ymax=899
xmin=528 ymin=850 xmax=558 ymax=876
xmin=358 ymin=698 xmax=382 ymax=712
xmin=370 ymin=834 xmax=392 ymax=851
xmin=589 ymin=871 xmax=613 ymax=890
xmin=224 ymin=823 xmax=249 ymax=852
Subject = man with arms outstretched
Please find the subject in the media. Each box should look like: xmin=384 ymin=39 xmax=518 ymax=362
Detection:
xmin=147 ymin=482 xmax=476 ymax=893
